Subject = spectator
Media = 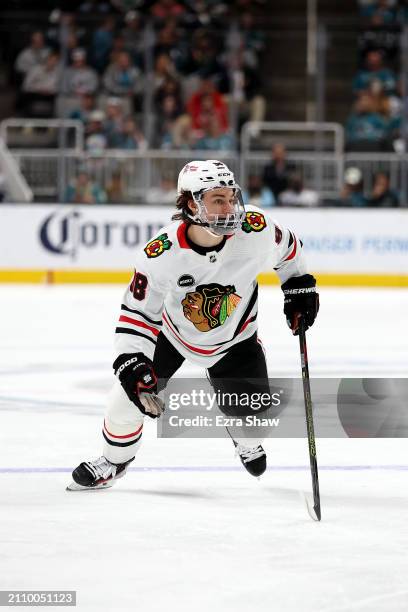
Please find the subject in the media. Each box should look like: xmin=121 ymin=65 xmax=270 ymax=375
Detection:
xmin=22 ymin=51 xmax=61 ymax=116
xmin=151 ymin=0 xmax=186 ymax=22
xmin=91 ymin=16 xmax=116 ymax=73
xmin=47 ymin=12 xmax=86 ymax=59
xmin=69 ymin=93 xmax=97 ymax=124
xmin=345 ymin=91 xmax=389 ymax=151
xmin=122 ymin=11 xmax=145 ymax=68
xmin=187 ymin=78 xmax=228 ymax=131
xmin=15 ymin=31 xmax=50 ymax=81
xmin=180 ymin=31 xmax=228 ymax=91
xmin=110 ymin=117 xmax=146 ymax=149
xmin=194 ymin=115 xmax=234 ymax=150
xmin=172 ymin=114 xmax=195 ymax=149
xmin=243 ymin=174 xmax=275 ymax=207
xmin=106 ymin=170 xmax=126 ymax=203
xmin=181 ymin=0 xmax=212 ymax=27
xmin=153 ymin=53 xmax=179 ymax=92
xmin=360 ymin=0 xmax=397 ymax=26
xmin=103 ymin=51 xmax=143 ymax=99
xmin=236 ymin=11 xmax=265 ymax=68
xmin=279 ymin=175 xmax=319 ymax=207
xmin=64 ymin=33 xmax=81 ymax=65
xmin=104 ymin=97 xmax=125 ymax=144
xmin=153 ymin=21 xmax=185 ymax=68
xmin=368 ymin=171 xmax=399 ymax=206
xmin=110 ymin=35 xmax=127 ymax=64
xmin=262 ymin=144 xmax=295 ymax=199
xmin=61 ymin=48 xmax=99 ymax=96
xmin=352 ymin=50 xmax=397 ymax=96
xmin=65 ymin=170 xmax=107 ymax=204
xmin=146 ymin=175 xmax=178 ymax=204
xmin=155 ymin=75 xmax=183 ymax=109
xmin=85 ymin=110 xmax=108 ymax=153
xmin=154 ymin=93 xmax=185 ymax=148
xmin=228 ymin=51 xmax=266 ymax=124
xmin=340 ymin=167 xmax=367 ymax=207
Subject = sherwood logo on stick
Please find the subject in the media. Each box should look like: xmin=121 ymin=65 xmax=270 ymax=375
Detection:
xmin=38 ymin=208 xmax=164 ymax=259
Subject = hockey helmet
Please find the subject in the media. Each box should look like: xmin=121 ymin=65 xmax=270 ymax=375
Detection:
xmin=177 ymin=160 xmax=245 ymax=236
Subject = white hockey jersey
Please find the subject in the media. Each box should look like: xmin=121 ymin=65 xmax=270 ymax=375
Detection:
xmin=115 ymin=207 xmax=307 ymax=367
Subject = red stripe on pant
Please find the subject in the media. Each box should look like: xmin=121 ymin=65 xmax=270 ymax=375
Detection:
xmin=103 ymin=421 xmax=143 ymax=439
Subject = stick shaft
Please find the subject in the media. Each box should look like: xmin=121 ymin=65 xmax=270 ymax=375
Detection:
xmin=298 ymin=319 xmax=321 ymax=521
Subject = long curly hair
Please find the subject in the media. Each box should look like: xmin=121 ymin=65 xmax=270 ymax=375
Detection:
xmin=171 ymin=190 xmax=194 ymax=222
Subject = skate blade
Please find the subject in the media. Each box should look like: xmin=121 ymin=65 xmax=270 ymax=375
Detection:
xmin=66 ymin=480 xmax=115 ymax=492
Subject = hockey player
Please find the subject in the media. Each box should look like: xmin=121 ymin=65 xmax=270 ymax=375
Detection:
xmin=68 ymin=160 xmax=319 ymax=490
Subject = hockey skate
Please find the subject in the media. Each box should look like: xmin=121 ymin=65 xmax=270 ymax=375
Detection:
xmin=234 ymin=441 xmax=267 ymax=477
xmin=66 ymin=456 xmax=134 ymax=491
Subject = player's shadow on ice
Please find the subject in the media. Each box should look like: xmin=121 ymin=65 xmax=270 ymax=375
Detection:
xmin=118 ymin=488 xmax=216 ymax=499
xmin=118 ymin=486 xmax=302 ymax=502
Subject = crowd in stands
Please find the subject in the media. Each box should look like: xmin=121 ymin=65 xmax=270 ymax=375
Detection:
xmin=2 ymin=0 xmax=406 ymax=206
xmin=359 ymin=0 xmax=408 ymax=26
xmin=245 ymin=143 xmax=401 ymax=208
xmin=345 ymin=1 xmax=406 ymax=152
xmin=11 ymin=0 xmax=267 ymax=155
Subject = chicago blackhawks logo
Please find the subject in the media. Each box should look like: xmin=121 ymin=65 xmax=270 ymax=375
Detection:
xmin=182 ymin=283 xmax=241 ymax=332
xmin=241 ymin=211 xmax=267 ymax=233
xmin=144 ymin=233 xmax=172 ymax=258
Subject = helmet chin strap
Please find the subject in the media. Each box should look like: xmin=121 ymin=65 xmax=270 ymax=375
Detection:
xmin=185 ymin=212 xmax=234 ymax=237
xmin=203 ymin=225 xmax=226 ymax=238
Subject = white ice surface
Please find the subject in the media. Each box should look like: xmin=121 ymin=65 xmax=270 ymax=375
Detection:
xmin=0 ymin=285 xmax=408 ymax=612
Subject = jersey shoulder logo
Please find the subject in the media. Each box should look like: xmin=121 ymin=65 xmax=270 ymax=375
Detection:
xmin=241 ymin=211 xmax=267 ymax=233
xmin=182 ymin=283 xmax=241 ymax=332
xmin=144 ymin=233 xmax=173 ymax=258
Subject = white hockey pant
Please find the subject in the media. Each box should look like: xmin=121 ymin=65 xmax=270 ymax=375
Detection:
xmin=102 ymin=379 xmax=144 ymax=465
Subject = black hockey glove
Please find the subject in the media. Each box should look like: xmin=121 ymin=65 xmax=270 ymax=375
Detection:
xmin=113 ymin=353 xmax=164 ymax=418
xmin=281 ymin=274 xmax=319 ymax=335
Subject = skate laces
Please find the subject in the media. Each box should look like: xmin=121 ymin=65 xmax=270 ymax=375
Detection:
xmin=235 ymin=444 xmax=264 ymax=463
xmin=86 ymin=456 xmax=117 ymax=480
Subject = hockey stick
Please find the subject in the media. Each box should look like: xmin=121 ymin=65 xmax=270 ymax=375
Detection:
xmin=298 ymin=318 xmax=321 ymax=521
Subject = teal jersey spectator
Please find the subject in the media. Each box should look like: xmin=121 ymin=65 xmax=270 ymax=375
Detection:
xmin=342 ymin=191 xmax=367 ymax=207
xmin=345 ymin=112 xmax=388 ymax=143
xmin=65 ymin=178 xmax=107 ymax=204
xmin=352 ymin=68 xmax=396 ymax=95
xmin=70 ymin=108 xmax=88 ymax=123
xmin=360 ymin=4 xmax=396 ymax=24
xmin=349 ymin=192 xmax=368 ymax=207
xmin=91 ymin=24 xmax=114 ymax=72
xmin=369 ymin=189 xmax=399 ymax=207
xmin=194 ymin=133 xmax=234 ymax=151
xmin=109 ymin=133 xmax=140 ymax=149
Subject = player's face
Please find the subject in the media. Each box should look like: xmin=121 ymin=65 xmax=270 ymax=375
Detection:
xmin=202 ymin=188 xmax=236 ymax=216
